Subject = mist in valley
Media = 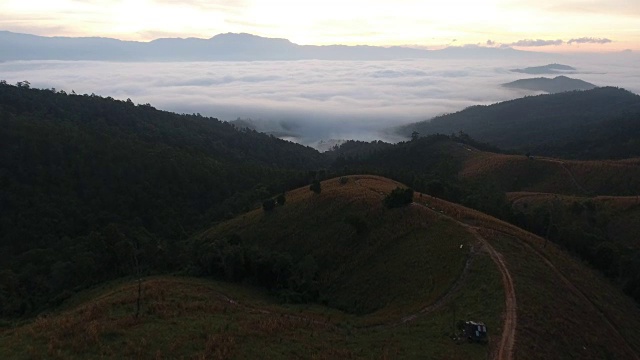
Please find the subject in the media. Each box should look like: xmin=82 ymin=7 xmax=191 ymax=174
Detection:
xmin=2 ymin=53 xmax=638 ymax=148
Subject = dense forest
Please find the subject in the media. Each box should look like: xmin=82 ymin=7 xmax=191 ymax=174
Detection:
xmin=399 ymin=87 xmax=640 ymax=159
xmin=2 ymin=81 xmax=640 ymax=319
xmin=0 ymin=81 xmax=328 ymax=317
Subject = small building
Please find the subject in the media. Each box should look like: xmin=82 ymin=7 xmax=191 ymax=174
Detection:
xmin=463 ymin=321 xmax=488 ymax=343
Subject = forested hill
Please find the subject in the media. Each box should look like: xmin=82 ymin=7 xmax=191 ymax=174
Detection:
xmin=0 ymin=82 xmax=326 ymax=317
xmin=399 ymin=87 xmax=640 ymax=159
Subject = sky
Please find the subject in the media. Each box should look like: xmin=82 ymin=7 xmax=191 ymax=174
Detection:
xmin=1 ymin=0 xmax=639 ymax=52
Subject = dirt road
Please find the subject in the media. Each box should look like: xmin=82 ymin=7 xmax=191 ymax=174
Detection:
xmin=466 ymin=227 xmax=517 ymax=360
xmin=489 ymin=227 xmax=639 ymax=360
xmin=412 ymin=202 xmax=517 ymax=360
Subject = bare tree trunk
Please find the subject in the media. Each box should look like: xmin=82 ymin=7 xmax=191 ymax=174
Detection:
xmin=452 ymin=302 xmax=457 ymax=336
xmin=544 ymin=198 xmax=559 ymax=249
xmin=132 ymin=240 xmax=142 ymax=318
xmin=544 ymin=209 xmax=552 ymax=248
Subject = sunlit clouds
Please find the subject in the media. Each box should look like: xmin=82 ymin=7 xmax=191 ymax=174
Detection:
xmin=1 ymin=0 xmax=638 ymax=51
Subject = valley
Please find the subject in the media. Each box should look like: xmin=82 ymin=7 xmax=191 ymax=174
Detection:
xmin=1 ymin=80 xmax=640 ymax=359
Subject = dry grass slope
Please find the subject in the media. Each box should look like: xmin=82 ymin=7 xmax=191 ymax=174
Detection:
xmin=3 ymin=176 xmax=639 ymax=359
xmin=0 ymin=272 xmax=506 ymax=359
xmin=461 ymin=151 xmax=640 ymax=196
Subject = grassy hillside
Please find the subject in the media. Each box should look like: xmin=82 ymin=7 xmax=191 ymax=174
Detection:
xmin=3 ymin=175 xmax=640 ymax=359
xmin=195 ymin=175 xmax=477 ymax=318
xmin=0 ymin=271 xmax=503 ymax=360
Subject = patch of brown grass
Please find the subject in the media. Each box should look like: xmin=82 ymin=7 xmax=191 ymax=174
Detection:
xmin=462 ymin=152 xmax=640 ymax=195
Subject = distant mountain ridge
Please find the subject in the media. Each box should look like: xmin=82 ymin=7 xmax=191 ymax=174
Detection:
xmin=0 ymin=30 xmax=536 ymax=61
xmin=502 ymin=75 xmax=597 ymax=93
xmin=511 ymin=63 xmax=576 ymax=74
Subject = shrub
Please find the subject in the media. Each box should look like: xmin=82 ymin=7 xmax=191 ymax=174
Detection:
xmin=262 ymin=198 xmax=276 ymax=212
xmin=344 ymin=214 xmax=369 ymax=235
xmin=310 ymin=180 xmax=321 ymax=194
xmin=384 ymin=187 xmax=414 ymax=208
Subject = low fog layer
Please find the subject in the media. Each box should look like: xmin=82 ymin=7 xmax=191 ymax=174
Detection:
xmin=1 ymin=55 xmax=638 ymax=146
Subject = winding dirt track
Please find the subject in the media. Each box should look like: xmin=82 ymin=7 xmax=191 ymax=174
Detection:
xmin=466 ymin=227 xmax=517 ymax=360
xmin=412 ymin=201 xmax=517 ymax=360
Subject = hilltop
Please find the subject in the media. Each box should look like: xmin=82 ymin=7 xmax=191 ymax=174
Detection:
xmin=194 ymin=176 xmax=475 ymax=317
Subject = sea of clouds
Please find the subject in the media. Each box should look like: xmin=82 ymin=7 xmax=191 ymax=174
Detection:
xmin=1 ymin=53 xmax=639 ymax=147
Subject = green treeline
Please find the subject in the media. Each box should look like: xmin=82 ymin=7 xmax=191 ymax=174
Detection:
xmin=188 ymin=234 xmax=320 ymax=304
xmin=510 ymin=199 xmax=640 ymax=303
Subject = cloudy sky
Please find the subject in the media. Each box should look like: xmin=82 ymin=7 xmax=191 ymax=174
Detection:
xmin=1 ymin=0 xmax=638 ymax=52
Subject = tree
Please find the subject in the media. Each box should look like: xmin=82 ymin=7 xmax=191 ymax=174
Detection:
xmin=310 ymin=180 xmax=321 ymax=194
xmin=426 ymin=180 xmax=445 ymax=198
xmin=16 ymin=80 xmax=30 ymax=89
xmin=411 ymin=131 xmax=420 ymax=141
xmin=384 ymin=187 xmax=414 ymax=208
xmin=592 ymin=242 xmax=619 ymax=277
xmin=276 ymin=193 xmax=286 ymax=205
xmin=262 ymin=198 xmax=276 ymax=212
xmin=344 ymin=214 xmax=369 ymax=235
xmin=131 ymin=238 xmax=143 ymax=318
